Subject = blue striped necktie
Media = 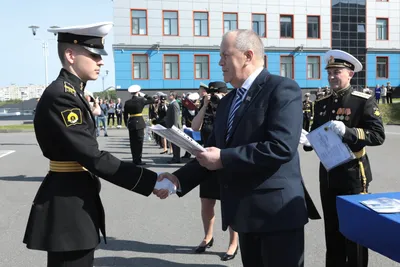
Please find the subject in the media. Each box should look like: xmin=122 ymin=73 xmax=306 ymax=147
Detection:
xmin=226 ymin=87 xmax=246 ymax=141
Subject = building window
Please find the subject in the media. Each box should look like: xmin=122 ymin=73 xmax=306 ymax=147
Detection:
xmin=376 ymin=57 xmax=388 ymax=78
xmin=194 ymin=12 xmax=209 ymax=36
xmin=132 ymin=55 xmax=148 ymax=79
xmin=307 ymin=56 xmax=320 ymax=79
xmin=194 ymin=55 xmax=209 ymax=79
xmin=164 ymin=55 xmax=179 ymax=79
xmin=223 ymin=13 xmax=238 ymax=33
xmin=307 ymin=16 xmax=320 ymax=38
xmin=280 ymin=56 xmax=294 ymax=79
xmin=376 ymin=18 xmax=388 ymax=40
xmin=131 ymin=9 xmax=147 ymax=35
xmin=280 ymin=15 xmax=293 ymax=38
xmin=163 ymin=11 xmax=178 ymax=36
xmin=252 ymin=14 xmax=266 ymax=37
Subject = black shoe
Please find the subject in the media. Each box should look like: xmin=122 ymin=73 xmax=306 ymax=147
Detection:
xmin=181 ymin=153 xmax=191 ymax=159
xmin=194 ymin=238 xmax=214 ymax=253
xmin=221 ymin=247 xmax=238 ymax=261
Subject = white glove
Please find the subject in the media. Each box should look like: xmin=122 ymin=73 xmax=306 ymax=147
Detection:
xmin=329 ymin=120 xmax=346 ymax=137
xmin=138 ymin=92 xmax=145 ymax=97
xmin=299 ymin=129 xmax=311 ymax=147
xmin=154 ymin=179 xmax=177 ymax=195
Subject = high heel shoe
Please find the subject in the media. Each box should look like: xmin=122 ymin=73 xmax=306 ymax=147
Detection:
xmin=160 ymin=150 xmax=168 ymax=154
xmin=221 ymin=247 xmax=238 ymax=261
xmin=194 ymin=238 xmax=214 ymax=253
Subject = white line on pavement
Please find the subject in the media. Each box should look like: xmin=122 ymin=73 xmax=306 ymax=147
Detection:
xmin=386 ymin=132 xmax=400 ymax=135
xmin=0 ymin=150 xmax=15 ymax=158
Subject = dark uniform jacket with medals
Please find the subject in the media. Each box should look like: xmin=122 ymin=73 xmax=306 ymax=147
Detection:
xmin=23 ymin=69 xmax=157 ymax=252
xmin=123 ymin=95 xmax=154 ymax=130
xmin=304 ymin=86 xmax=385 ymax=191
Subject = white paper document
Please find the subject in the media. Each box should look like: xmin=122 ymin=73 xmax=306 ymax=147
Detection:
xmin=360 ymin=198 xmax=400 ymax=213
xmin=150 ymin=124 xmax=206 ymax=155
xmin=306 ymin=122 xmax=355 ymax=171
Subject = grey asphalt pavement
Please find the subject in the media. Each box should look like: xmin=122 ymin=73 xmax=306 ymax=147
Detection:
xmin=1 ymin=126 xmax=400 ymax=267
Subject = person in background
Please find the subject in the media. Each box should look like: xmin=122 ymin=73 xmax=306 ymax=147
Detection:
xmin=386 ymin=82 xmax=394 ymax=104
xmin=97 ymin=99 xmax=108 ymax=137
xmin=190 ymin=81 xmax=238 ymax=261
xmin=380 ymin=84 xmax=387 ymax=104
xmin=84 ymin=90 xmax=101 ymax=116
xmin=165 ymin=91 xmax=181 ymax=164
xmin=107 ymin=99 xmax=115 ymax=127
xmin=375 ymin=84 xmax=381 ymax=104
xmin=115 ymin=98 xmax=123 ymax=128
xmin=302 ymin=92 xmax=313 ymax=132
xmin=123 ymin=85 xmax=154 ymax=165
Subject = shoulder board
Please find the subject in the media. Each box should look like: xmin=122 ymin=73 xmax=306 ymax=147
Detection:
xmin=64 ymin=81 xmax=76 ymax=96
xmin=351 ymin=91 xmax=371 ymax=99
xmin=315 ymin=93 xmax=332 ymax=102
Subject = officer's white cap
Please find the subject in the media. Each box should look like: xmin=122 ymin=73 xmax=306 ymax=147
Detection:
xmin=324 ymin=49 xmax=363 ymax=73
xmin=128 ymin=85 xmax=141 ymax=93
xmin=199 ymin=82 xmax=208 ymax=89
xmin=188 ymin=92 xmax=200 ymax=101
xmin=48 ymin=22 xmax=113 ymax=55
xmin=305 ymin=92 xmax=310 ymax=97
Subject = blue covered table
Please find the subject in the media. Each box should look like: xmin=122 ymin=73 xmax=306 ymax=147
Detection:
xmin=337 ymin=192 xmax=400 ymax=263
xmin=183 ymin=128 xmax=202 ymax=142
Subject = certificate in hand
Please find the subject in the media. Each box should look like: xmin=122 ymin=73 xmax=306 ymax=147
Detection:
xmin=150 ymin=124 xmax=206 ymax=155
xmin=306 ymin=122 xmax=355 ymax=171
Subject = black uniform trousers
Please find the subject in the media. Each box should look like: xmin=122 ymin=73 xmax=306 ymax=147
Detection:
xmin=128 ymin=128 xmax=145 ymax=164
xmin=319 ymin=168 xmax=368 ymax=267
xmin=303 ymin=114 xmax=311 ymax=132
xmin=386 ymin=93 xmax=393 ymax=104
xmin=47 ymin=249 xmax=94 ymax=267
xmin=239 ymin=228 xmax=304 ymax=267
xmin=116 ymin=113 xmax=122 ymax=126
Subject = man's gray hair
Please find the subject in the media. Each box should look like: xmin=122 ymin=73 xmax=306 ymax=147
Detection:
xmin=224 ymin=29 xmax=264 ymax=60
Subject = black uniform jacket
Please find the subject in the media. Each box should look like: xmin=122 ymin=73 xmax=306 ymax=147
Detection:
xmin=304 ymin=86 xmax=385 ymax=189
xmin=23 ymin=69 xmax=157 ymax=252
xmin=124 ymin=95 xmax=154 ymax=130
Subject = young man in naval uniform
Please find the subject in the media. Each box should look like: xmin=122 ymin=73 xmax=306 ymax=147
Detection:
xmin=22 ymin=22 xmax=174 ymax=267
xmin=123 ymin=84 xmax=155 ymax=165
xmin=302 ymin=49 xmax=385 ymax=267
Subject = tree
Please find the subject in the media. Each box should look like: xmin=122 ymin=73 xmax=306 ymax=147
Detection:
xmin=93 ymin=90 xmax=117 ymax=101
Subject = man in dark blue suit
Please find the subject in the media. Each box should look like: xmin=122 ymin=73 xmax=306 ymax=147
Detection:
xmin=155 ymin=29 xmax=320 ymax=267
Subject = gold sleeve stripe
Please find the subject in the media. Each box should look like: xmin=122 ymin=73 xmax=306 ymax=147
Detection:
xmin=356 ymin=128 xmax=365 ymax=140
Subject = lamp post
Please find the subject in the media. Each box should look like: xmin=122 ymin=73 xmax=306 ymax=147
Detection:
xmin=28 ymin=25 xmax=59 ymax=87
xmin=102 ymin=70 xmax=109 ymax=99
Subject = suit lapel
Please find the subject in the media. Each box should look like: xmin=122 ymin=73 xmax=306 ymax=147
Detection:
xmin=227 ymin=69 xmax=268 ymax=143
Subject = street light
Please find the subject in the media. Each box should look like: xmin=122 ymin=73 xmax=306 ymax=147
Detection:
xmin=102 ymin=70 xmax=109 ymax=99
xmin=28 ymin=25 xmax=59 ymax=87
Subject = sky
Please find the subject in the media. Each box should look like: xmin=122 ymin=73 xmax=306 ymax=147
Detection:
xmin=0 ymin=0 xmax=115 ymax=92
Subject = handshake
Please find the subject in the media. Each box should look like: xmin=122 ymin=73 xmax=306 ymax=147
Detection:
xmin=153 ymin=173 xmax=180 ymax=199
